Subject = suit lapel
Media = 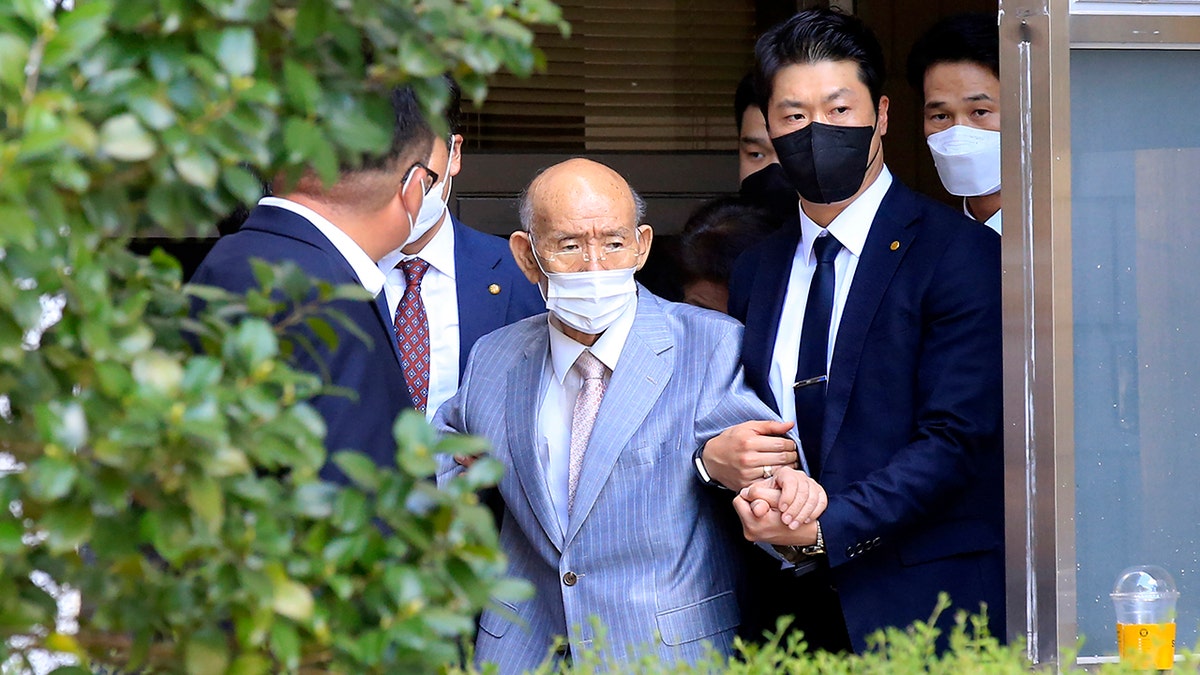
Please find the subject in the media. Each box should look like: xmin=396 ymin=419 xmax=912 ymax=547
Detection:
xmin=504 ymin=328 xmax=565 ymax=552
xmin=373 ymin=293 xmax=406 ymax=370
xmin=453 ymin=218 xmax=508 ymax=380
xmin=564 ymin=292 xmax=672 ymax=547
xmin=742 ymin=223 xmax=801 ymax=413
xmin=822 ymin=183 xmax=919 ymax=466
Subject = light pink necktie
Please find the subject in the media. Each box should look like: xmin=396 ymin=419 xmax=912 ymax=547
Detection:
xmin=568 ymin=350 xmax=607 ymax=512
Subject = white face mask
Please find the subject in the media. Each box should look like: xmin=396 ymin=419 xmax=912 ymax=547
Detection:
xmin=539 ymin=266 xmax=637 ymax=335
xmin=404 ymin=136 xmax=456 ymax=246
xmin=926 ymin=125 xmax=1001 ymax=197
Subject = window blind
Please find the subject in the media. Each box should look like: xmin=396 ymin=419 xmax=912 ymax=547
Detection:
xmin=462 ymin=0 xmax=758 ymax=151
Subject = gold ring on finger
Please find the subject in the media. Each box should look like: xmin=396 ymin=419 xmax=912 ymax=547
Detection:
xmin=763 ymin=464 xmax=773 ymax=479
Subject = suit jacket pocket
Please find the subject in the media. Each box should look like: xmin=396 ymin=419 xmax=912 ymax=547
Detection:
xmin=656 ymin=590 xmax=739 ymax=646
xmin=479 ymin=599 xmax=520 ymax=639
xmin=615 ymin=440 xmax=670 ymax=468
xmin=897 ymin=518 xmax=1002 ymax=567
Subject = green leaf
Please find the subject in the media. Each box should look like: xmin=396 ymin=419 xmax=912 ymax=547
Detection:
xmin=421 ymin=607 xmax=474 ymax=637
xmin=11 ymin=0 xmax=50 ymax=24
xmin=185 ymin=475 xmax=224 ymax=535
xmin=227 ymin=654 xmax=272 ymax=675
xmin=182 ymin=356 xmax=224 ymax=393
xmin=331 ymin=452 xmax=383 ymax=492
xmin=305 ymin=316 xmax=337 ymax=351
xmin=43 ymin=503 xmax=94 ymax=553
xmin=488 ymin=577 xmax=535 ymax=605
xmin=293 ymin=482 xmax=338 ymax=519
xmin=271 ymin=578 xmax=314 ymax=622
xmin=129 ymin=95 xmax=178 ymax=131
xmin=282 ymin=59 xmax=319 ymax=116
xmin=322 ymin=96 xmax=392 ymax=154
xmin=99 ymin=113 xmax=157 ymax=162
xmin=131 ymin=349 xmax=184 ymax=394
xmin=268 ymin=620 xmax=301 ymax=671
xmin=198 ymin=0 xmax=270 ymax=22
xmin=397 ymin=32 xmax=445 ymax=77
xmin=0 ymin=204 xmax=37 ymax=249
xmin=0 ymin=519 xmax=25 ymax=555
xmin=292 ymin=0 xmax=327 ymax=48
xmin=332 ymin=489 xmax=369 ymax=532
xmin=174 ymin=148 xmax=220 ymax=189
xmin=42 ymin=0 xmax=112 ymax=72
xmin=26 ymin=456 xmax=79 ymax=501
xmin=199 ymin=26 xmax=257 ymax=78
xmin=462 ymin=455 xmax=504 ymax=489
xmin=185 ymin=629 xmax=231 ymax=675
xmin=220 ymin=165 xmax=263 ymax=205
xmin=0 ymin=34 xmax=28 ymax=93
xmin=231 ymin=318 xmax=278 ymax=365
xmin=394 ymin=410 xmax=438 ymax=477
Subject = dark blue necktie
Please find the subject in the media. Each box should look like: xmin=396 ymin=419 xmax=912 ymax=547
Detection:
xmin=794 ymin=233 xmax=843 ymax=477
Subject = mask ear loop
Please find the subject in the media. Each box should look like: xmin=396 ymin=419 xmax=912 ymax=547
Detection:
xmin=400 ymin=165 xmax=423 ymax=233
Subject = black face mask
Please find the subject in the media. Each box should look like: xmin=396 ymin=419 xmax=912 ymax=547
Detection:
xmin=772 ymin=121 xmax=876 ymax=204
xmin=739 ymin=163 xmax=798 ymax=225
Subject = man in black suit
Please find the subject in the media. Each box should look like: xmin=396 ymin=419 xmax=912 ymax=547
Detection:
xmin=702 ymin=8 xmax=1005 ymax=652
xmin=377 ymin=79 xmax=543 ymax=421
xmin=190 ymin=87 xmax=435 ymax=480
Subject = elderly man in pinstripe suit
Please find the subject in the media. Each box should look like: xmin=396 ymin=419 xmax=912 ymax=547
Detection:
xmin=435 ymin=158 xmax=826 ymax=673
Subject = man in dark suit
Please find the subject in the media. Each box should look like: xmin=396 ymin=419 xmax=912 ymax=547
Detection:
xmin=706 ymin=9 xmax=1005 ymax=652
xmin=378 ymin=79 xmax=543 ymax=420
xmin=190 ymin=87 xmax=435 ymax=480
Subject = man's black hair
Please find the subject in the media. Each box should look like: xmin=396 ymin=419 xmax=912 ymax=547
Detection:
xmin=678 ymin=197 xmax=776 ymax=286
xmin=905 ymin=13 xmax=999 ymax=97
xmin=754 ymin=8 xmax=886 ymax=117
xmin=734 ymin=73 xmax=757 ymax=133
xmin=360 ymin=85 xmax=434 ymax=173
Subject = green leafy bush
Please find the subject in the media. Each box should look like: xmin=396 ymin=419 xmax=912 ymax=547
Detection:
xmin=454 ymin=598 xmax=1199 ymax=674
xmin=0 ymin=0 xmax=562 ymax=672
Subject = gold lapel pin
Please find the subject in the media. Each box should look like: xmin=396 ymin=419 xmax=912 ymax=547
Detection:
xmin=890 ymin=241 xmax=900 ymax=251
xmin=488 ymin=283 xmax=501 ymax=295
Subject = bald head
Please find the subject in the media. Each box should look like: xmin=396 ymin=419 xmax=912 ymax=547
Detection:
xmin=518 ymin=158 xmax=646 ymax=236
xmin=509 ymin=158 xmax=653 ymax=286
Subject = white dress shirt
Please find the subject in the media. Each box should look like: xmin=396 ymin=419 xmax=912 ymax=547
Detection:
xmin=258 ymin=197 xmax=385 ymax=297
xmin=964 ymin=200 xmax=1002 ymax=235
xmin=378 ymin=220 xmax=460 ymax=421
xmin=538 ymin=294 xmax=638 ymax=531
xmin=768 ymin=166 xmax=893 ymax=443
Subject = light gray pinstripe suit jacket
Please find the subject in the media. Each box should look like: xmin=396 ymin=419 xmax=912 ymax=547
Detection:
xmin=435 ymin=288 xmax=791 ymax=674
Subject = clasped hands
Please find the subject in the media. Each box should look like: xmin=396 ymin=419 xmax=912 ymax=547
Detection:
xmin=702 ymin=421 xmax=827 ymax=546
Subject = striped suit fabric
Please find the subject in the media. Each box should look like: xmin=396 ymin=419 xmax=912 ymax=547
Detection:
xmin=436 ymin=288 xmax=789 ymax=674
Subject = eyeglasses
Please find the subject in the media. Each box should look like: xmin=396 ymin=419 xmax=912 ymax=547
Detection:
xmin=402 ymin=161 xmax=440 ymax=195
xmin=531 ymin=233 xmax=643 ymax=272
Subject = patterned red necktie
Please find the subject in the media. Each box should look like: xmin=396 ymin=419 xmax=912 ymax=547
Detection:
xmin=394 ymin=258 xmax=431 ymax=412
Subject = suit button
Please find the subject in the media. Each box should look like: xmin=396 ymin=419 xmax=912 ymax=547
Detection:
xmin=563 ymin=571 xmax=578 ymax=586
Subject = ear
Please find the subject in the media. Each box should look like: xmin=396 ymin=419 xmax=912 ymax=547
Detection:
xmin=399 ymin=168 xmax=425 ymax=222
xmin=509 ymin=230 xmax=544 ymax=285
xmin=448 ymin=134 xmax=464 ymax=178
xmin=634 ymin=224 xmax=654 ymax=272
xmin=876 ymin=95 xmax=889 ymax=138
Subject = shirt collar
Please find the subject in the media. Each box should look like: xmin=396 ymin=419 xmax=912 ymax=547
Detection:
xmin=376 ymin=215 xmax=457 ymax=280
xmin=258 ymin=196 xmax=386 ymax=297
xmin=547 ymin=291 xmax=639 ymax=384
xmin=798 ymin=165 xmax=893 ymax=263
